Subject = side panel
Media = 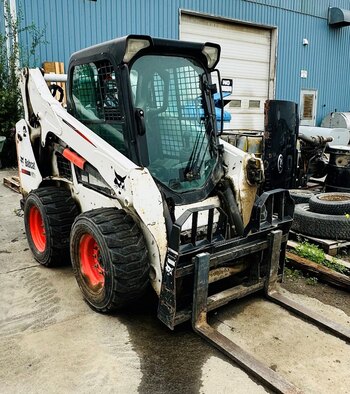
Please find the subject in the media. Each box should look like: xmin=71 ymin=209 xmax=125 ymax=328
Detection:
xmin=16 ymin=119 xmax=42 ymax=193
xmin=220 ymin=139 xmax=260 ymax=225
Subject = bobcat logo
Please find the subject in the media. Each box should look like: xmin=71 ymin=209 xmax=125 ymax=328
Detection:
xmin=114 ymin=171 xmax=126 ymax=189
xmin=277 ymin=154 xmax=284 ymax=174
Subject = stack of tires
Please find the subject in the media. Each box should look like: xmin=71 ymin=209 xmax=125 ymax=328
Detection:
xmin=291 ymin=192 xmax=350 ymax=240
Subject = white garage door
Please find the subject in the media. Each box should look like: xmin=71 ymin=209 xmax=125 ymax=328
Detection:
xmin=180 ymin=13 xmax=275 ymax=131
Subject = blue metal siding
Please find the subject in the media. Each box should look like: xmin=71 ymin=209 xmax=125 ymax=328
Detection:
xmin=0 ymin=4 xmax=4 ymax=35
xmin=16 ymin=0 xmax=350 ymax=125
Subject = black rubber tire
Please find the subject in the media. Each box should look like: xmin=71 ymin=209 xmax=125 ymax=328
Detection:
xmin=70 ymin=208 xmax=150 ymax=312
xmin=309 ymin=192 xmax=350 ymax=215
xmin=24 ymin=187 xmax=79 ymax=266
xmin=289 ymin=189 xmax=317 ymax=204
xmin=291 ymin=203 xmax=350 ymax=240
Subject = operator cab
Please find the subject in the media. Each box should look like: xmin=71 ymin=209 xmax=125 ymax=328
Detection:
xmin=67 ymin=35 xmax=223 ymax=204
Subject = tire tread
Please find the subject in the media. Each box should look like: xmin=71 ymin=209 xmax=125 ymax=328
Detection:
xmin=25 ymin=187 xmax=79 ymax=266
xmin=71 ymin=208 xmax=150 ymax=312
xmin=291 ymin=203 xmax=350 ymax=240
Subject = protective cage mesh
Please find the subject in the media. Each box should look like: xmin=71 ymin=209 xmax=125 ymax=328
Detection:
xmin=72 ymin=60 xmax=123 ymax=123
xmin=97 ymin=61 xmax=123 ymax=122
xmin=152 ymin=66 xmax=206 ymax=159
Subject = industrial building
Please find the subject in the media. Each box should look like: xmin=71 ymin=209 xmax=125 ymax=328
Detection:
xmin=3 ymin=0 xmax=350 ymax=130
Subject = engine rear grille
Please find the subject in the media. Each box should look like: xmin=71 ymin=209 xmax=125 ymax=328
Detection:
xmin=57 ymin=153 xmax=72 ymax=180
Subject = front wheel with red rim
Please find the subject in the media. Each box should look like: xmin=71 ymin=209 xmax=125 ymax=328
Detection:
xmin=28 ymin=206 xmax=46 ymax=253
xmin=79 ymin=234 xmax=105 ymax=293
xmin=24 ymin=187 xmax=79 ymax=267
xmin=70 ymin=208 xmax=150 ymax=312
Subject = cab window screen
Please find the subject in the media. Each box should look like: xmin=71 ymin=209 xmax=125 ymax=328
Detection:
xmin=71 ymin=60 xmax=127 ymax=155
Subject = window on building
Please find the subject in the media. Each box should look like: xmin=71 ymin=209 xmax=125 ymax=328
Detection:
xmin=300 ymin=89 xmax=317 ymax=126
xmin=229 ymin=100 xmax=241 ymax=108
xmin=249 ymin=100 xmax=260 ymax=108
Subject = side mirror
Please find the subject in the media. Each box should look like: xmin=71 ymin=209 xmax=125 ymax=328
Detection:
xmin=209 ymin=83 xmax=217 ymax=94
xmin=213 ymin=69 xmax=224 ymax=136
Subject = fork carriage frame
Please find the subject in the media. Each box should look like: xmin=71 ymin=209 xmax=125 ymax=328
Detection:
xmin=158 ymin=188 xmax=350 ymax=394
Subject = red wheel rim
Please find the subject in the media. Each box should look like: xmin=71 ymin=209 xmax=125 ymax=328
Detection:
xmin=29 ymin=206 xmax=46 ymax=252
xmin=79 ymin=234 xmax=105 ymax=290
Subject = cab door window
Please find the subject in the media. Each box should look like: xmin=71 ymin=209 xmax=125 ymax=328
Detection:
xmin=71 ymin=60 xmax=127 ymax=155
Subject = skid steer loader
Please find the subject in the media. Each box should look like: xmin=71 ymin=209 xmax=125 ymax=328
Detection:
xmin=16 ymin=35 xmax=349 ymax=393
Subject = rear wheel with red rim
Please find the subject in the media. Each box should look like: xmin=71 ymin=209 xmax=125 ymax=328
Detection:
xmin=70 ymin=208 xmax=150 ymax=312
xmin=24 ymin=187 xmax=79 ymax=267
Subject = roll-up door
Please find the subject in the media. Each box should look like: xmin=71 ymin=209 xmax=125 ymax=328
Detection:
xmin=180 ymin=13 xmax=275 ymax=131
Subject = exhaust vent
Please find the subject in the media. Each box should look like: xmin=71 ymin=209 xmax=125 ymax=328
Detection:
xmin=328 ymin=7 xmax=350 ymax=27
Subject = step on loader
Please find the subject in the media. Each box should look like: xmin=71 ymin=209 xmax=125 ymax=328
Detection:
xmin=16 ymin=35 xmax=349 ymax=393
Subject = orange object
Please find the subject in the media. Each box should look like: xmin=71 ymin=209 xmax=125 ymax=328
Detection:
xmin=62 ymin=148 xmax=86 ymax=170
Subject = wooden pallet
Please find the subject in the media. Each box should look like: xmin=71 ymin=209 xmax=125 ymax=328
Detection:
xmin=3 ymin=175 xmax=21 ymax=193
xmin=289 ymin=230 xmax=350 ymax=256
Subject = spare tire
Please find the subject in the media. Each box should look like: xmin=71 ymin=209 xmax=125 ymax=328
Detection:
xmin=291 ymin=203 xmax=350 ymax=240
xmin=289 ymin=189 xmax=317 ymax=204
xmin=309 ymin=192 xmax=350 ymax=215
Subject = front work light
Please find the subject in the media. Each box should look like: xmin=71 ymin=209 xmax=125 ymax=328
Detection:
xmin=123 ymin=38 xmax=151 ymax=63
xmin=202 ymin=44 xmax=220 ymax=69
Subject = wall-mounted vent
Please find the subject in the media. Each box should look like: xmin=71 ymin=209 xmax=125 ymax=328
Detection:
xmin=328 ymin=7 xmax=350 ymax=27
xmin=229 ymin=100 xmax=241 ymax=108
xmin=249 ymin=100 xmax=260 ymax=108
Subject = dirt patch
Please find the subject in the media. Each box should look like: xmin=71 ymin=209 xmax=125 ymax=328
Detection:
xmin=319 ymin=194 xmax=350 ymax=201
xmin=282 ymin=276 xmax=350 ymax=317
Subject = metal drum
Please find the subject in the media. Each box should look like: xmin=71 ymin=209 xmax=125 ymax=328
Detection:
xmin=221 ymin=131 xmax=263 ymax=157
xmin=235 ymin=132 xmax=263 ymax=157
xmin=263 ymin=100 xmax=299 ymax=191
xmin=326 ymin=145 xmax=350 ymax=192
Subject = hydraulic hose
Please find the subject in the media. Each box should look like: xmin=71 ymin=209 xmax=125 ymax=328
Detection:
xmin=217 ymin=180 xmax=244 ymax=237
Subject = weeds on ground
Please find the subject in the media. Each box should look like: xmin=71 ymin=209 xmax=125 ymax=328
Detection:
xmin=284 ymin=267 xmax=303 ymax=280
xmin=295 ymin=242 xmax=325 ymax=264
xmin=322 ymin=258 xmax=350 ymax=275
xmin=305 ymin=277 xmax=318 ymax=285
xmin=294 ymin=242 xmax=350 ymax=276
xmin=285 ymin=267 xmax=318 ymax=285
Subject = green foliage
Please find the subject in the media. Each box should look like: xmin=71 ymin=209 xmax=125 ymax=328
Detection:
xmin=295 ymin=241 xmax=350 ymax=275
xmin=284 ymin=267 xmax=302 ymax=280
xmin=305 ymin=277 xmax=318 ymax=285
xmin=322 ymin=258 xmax=350 ymax=275
xmin=295 ymin=242 xmax=325 ymax=265
xmin=0 ymin=1 xmax=46 ymax=141
xmin=0 ymin=7 xmax=20 ymax=140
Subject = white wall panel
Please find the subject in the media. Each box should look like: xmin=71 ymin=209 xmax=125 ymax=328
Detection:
xmin=181 ymin=13 xmax=273 ymax=130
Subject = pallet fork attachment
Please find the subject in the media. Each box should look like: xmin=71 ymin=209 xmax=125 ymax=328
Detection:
xmin=192 ymin=231 xmax=350 ymax=394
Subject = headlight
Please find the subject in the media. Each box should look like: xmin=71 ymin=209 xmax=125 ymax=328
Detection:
xmin=202 ymin=44 xmax=220 ymax=69
xmin=123 ymin=38 xmax=151 ymax=63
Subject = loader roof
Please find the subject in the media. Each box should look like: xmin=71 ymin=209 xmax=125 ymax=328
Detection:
xmin=69 ymin=34 xmax=221 ymax=70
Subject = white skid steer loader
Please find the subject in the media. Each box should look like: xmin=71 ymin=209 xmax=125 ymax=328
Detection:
xmin=16 ymin=35 xmax=349 ymax=393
